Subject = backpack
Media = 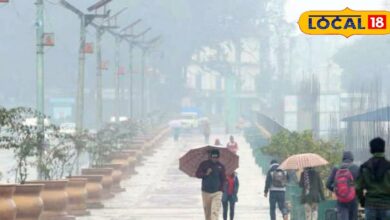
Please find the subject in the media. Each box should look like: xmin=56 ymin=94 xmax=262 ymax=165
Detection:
xmin=271 ymin=169 xmax=287 ymax=188
xmin=334 ymin=168 xmax=356 ymax=203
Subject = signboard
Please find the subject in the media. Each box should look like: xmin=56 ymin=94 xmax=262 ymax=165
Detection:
xmin=298 ymin=8 xmax=390 ymax=37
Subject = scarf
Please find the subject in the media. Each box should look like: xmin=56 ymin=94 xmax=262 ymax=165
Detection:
xmin=227 ymin=176 xmax=235 ymax=195
xmin=303 ymin=169 xmax=310 ymax=195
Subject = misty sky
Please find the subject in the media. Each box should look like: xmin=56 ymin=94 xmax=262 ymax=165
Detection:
xmin=0 ymin=0 xmax=387 ymax=113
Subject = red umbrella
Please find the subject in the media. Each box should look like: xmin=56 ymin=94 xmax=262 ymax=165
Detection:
xmin=179 ymin=145 xmax=239 ymax=177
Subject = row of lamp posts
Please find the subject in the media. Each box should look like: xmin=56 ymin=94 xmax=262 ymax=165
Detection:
xmin=29 ymin=0 xmax=162 ymax=179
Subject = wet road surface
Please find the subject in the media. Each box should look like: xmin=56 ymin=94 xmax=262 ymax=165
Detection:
xmin=79 ymin=134 xmax=283 ymax=220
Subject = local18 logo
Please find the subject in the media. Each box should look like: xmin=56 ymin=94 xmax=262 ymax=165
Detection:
xmin=298 ymin=8 xmax=390 ymax=37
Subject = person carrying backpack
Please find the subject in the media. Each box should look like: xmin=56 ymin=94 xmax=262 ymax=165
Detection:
xmin=264 ymin=160 xmax=289 ymax=220
xmin=326 ymin=151 xmax=359 ymax=220
xmin=356 ymin=137 xmax=390 ymax=220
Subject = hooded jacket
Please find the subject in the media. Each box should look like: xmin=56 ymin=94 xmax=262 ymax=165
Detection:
xmin=326 ymin=151 xmax=359 ymax=192
xmin=356 ymin=153 xmax=390 ymax=209
xmin=264 ymin=163 xmax=287 ymax=193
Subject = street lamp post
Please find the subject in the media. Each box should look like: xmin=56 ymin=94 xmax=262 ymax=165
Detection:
xmin=60 ymin=0 xmax=108 ymax=133
xmin=114 ymin=35 xmax=121 ymax=120
xmin=140 ymin=46 xmax=146 ymax=119
xmin=77 ymin=15 xmax=87 ymax=134
xmin=96 ymin=28 xmax=103 ymax=128
xmin=121 ymin=19 xmax=142 ymax=119
xmin=138 ymin=34 xmax=160 ymax=120
xmin=128 ymin=42 xmax=134 ymax=118
xmin=90 ymin=8 xmax=126 ymax=127
xmin=122 ymin=27 xmax=151 ymax=119
xmin=36 ymin=0 xmax=45 ymax=179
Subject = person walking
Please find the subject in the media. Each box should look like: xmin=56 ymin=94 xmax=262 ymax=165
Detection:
xmin=299 ymin=167 xmax=325 ymax=220
xmin=196 ymin=149 xmax=226 ymax=220
xmin=202 ymin=121 xmax=211 ymax=144
xmin=226 ymin=136 xmax=238 ymax=154
xmin=264 ymin=160 xmax=289 ymax=220
xmin=356 ymin=137 xmax=390 ymax=220
xmin=215 ymin=139 xmax=223 ymax=147
xmin=173 ymin=127 xmax=180 ymax=141
xmin=222 ymin=172 xmax=239 ymax=220
xmin=326 ymin=151 xmax=359 ymax=220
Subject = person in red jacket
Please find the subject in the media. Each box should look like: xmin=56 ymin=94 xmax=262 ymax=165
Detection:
xmin=196 ymin=149 xmax=226 ymax=220
xmin=222 ymin=172 xmax=239 ymax=220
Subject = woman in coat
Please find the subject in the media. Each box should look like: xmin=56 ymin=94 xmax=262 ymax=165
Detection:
xmin=222 ymin=172 xmax=239 ymax=220
xmin=299 ymin=167 xmax=325 ymax=220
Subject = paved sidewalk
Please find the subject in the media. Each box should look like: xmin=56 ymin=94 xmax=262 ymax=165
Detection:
xmin=79 ymin=134 xmax=281 ymax=220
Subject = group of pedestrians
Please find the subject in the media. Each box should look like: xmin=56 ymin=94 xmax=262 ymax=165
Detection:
xmin=264 ymin=160 xmax=325 ymax=220
xmin=265 ymin=137 xmax=390 ymax=220
xmin=196 ymin=136 xmax=239 ymax=220
xmin=194 ymin=135 xmax=390 ymax=220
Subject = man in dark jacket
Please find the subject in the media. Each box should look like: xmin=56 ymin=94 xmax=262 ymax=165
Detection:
xmin=196 ymin=149 xmax=226 ymax=220
xmin=356 ymin=137 xmax=390 ymax=220
xmin=326 ymin=151 xmax=359 ymax=220
xmin=264 ymin=160 xmax=289 ymax=220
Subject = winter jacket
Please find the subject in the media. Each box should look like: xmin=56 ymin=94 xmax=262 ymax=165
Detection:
xmin=196 ymin=159 xmax=226 ymax=193
xmin=222 ymin=175 xmax=239 ymax=203
xmin=356 ymin=153 xmax=390 ymax=209
xmin=299 ymin=168 xmax=325 ymax=204
xmin=264 ymin=163 xmax=287 ymax=193
xmin=326 ymin=161 xmax=359 ymax=192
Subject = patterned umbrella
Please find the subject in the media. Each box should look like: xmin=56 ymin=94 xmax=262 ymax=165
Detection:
xmin=279 ymin=153 xmax=329 ymax=170
xmin=179 ymin=145 xmax=239 ymax=177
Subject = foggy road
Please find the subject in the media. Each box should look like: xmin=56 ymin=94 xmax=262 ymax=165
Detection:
xmin=78 ymin=133 xmax=280 ymax=220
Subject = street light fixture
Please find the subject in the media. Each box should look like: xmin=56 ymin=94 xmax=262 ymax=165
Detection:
xmin=87 ymin=0 xmax=112 ymax=12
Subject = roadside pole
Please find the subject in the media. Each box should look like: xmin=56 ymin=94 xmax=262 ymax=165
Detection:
xmin=36 ymin=0 xmax=45 ymax=179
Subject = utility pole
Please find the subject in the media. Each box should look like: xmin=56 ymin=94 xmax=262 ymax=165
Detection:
xmin=140 ymin=46 xmax=146 ymax=119
xmin=90 ymin=7 xmax=123 ymax=128
xmin=139 ymin=35 xmax=161 ymax=120
xmin=125 ymin=27 xmax=151 ymax=119
xmin=96 ymin=28 xmax=103 ymax=128
xmin=99 ymin=9 xmax=127 ymax=122
xmin=61 ymin=0 xmax=108 ymax=133
xmin=91 ymin=8 xmax=127 ymax=123
xmin=36 ymin=0 xmax=45 ymax=180
xmin=77 ymin=15 xmax=86 ymax=134
xmin=114 ymin=35 xmax=121 ymax=120
xmin=121 ymin=19 xmax=142 ymax=119
xmin=128 ymin=42 xmax=134 ymax=118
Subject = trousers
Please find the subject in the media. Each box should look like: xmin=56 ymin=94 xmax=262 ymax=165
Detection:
xmin=202 ymin=191 xmax=223 ymax=220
